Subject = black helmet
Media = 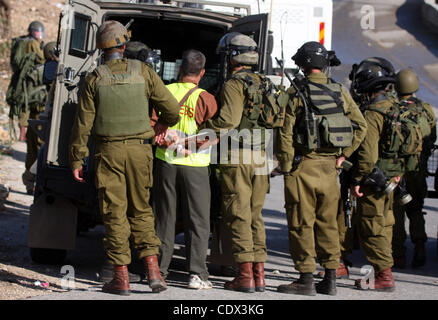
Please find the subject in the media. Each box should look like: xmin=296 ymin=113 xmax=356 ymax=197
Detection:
xmin=349 ymin=57 xmax=395 ymax=94
xmin=292 ymin=41 xmax=340 ymax=70
xmin=217 ymin=32 xmax=258 ymax=65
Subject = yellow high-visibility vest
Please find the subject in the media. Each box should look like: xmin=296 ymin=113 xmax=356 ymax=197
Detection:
xmin=155 ymin=82 xmax=211 ymax=167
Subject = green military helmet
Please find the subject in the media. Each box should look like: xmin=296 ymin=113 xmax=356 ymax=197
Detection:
xmin=44 ymin=41 xmax=58 ymax=60
xmin=28 ymin=20 xmax=45 ymax=33
xmin=217 ymin=32 xmax=258 ymax=65
xmin=396 ymin=69 xmax=419 ymax=95
xmin=96 ymin=20 xmax=130 ymax=50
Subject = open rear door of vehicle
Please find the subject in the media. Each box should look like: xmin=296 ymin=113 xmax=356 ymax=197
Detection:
xmin=230 ymin=13 xmax=269 ymax=74
xmin=47 ymin=0 xmax=102 ymax=167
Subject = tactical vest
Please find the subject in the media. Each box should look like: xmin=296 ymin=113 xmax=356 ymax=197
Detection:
xmin=294 ymin=79 xmax=354 ymax=151
xmin=369 ymin=95 xmax=430 ymax=175
xmin=93 ymin=59 xmax=151 ymax=137
xmin=155 ymin=82 xmax=211 ymax=167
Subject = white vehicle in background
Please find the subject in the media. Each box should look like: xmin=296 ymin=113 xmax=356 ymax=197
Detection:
xmin=203 ymin=0 xmax=333 ymax=70
xmin=27 ymin=0 xmax=333 ymax=264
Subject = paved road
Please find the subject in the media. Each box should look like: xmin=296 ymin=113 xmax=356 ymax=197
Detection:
xmin=27 ymin=0 xmax=438 ymax=306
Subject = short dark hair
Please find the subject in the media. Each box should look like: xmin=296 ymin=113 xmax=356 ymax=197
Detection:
xmin=181 ymin=49 xmax=206 ymax=76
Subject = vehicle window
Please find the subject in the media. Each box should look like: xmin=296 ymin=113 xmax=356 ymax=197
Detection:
xmin=69 ymin=13 xmax=91 ymax=58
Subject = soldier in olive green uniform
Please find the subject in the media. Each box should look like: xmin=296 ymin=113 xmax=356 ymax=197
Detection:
xmin=205 ymin=32 xmax=270 ymax=293
xmin=70 ymin=21 xmax=180 ymax=296
xmin=19 ymin=21 xmax=46 ymax=194
xmin=350 ymin=57 xmax=404 ymax=292
xmin=276 ymin=42 xmax=367 ymax=296
xmin=392 ymin=69 xmax=436 ymax=268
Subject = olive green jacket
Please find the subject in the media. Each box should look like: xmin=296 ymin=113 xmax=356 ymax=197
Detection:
xmin=204 ymin=66 xmax=250 ymax=134
xmin=70 ymin=58 xmax=180 ymax=170
xmin=24 ymin=39 xmax=45 ymax=64
xmin=276 ymin=72 xmax=368 ymax=172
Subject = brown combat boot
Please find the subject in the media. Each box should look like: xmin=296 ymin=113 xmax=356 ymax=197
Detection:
xmin=317 ymin=262 xmax=349 ymax=279
xmin=412 ymin=240 xmax=426 ymax=268
xmin=277 ymin=273 xmax=316 ymax=296
xmin=355 ymin=267 xmax=395 ymax=292
xmin=224 ymin=262 xmax=255 ymax=293
xmin=253 ymin=262 xmax=265 ymax=292
xmin=102 ymin=265 xmax=130 ymax=296
xmin=144 ymin=255 xmax=167 ymax=293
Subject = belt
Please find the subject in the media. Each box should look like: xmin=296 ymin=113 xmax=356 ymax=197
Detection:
xmin=122 ymin=138 xmax=152 ymax=145
xmin=302 ymin=156 xmax=336 ymax=161
xmin=101 ymin=138 xmax=152 ymax=145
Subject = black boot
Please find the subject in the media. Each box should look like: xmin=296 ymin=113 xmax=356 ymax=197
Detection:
xmin=277 ymin=272 xmax=316 ymax=296
xmin=316 ymin=269 xmax=337 ymax=295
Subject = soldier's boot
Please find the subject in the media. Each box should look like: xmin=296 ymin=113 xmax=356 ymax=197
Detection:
xmin=317 ymin=262 xmax=349 ymax=279
xmin=355 ymin=267 xmax=395 ymax=292
xmin=412 ymin=240 xmax=426 ymax=268
xmin=224 ymin=262 xmax=255 ymax=293
xmin=253 ymin=262 xmax=265 ymax=292
xmin=144 ymin=255 xmax=167 ymax=293
xmin=99 ymin=259 xmax=142 ymax=283
xmin=315 ymin=269 xmax=337 ymax=295
xmin=277 ymin=272 xmax=316 ymax=296
xmin=22 ymin=170 xmax=35 ymax=195
xmin=102 ymin=265 xmax=130 ymax=296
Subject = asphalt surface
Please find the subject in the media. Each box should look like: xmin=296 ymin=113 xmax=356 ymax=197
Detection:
xmin=24 ymin=0 xmax=438 ymax=309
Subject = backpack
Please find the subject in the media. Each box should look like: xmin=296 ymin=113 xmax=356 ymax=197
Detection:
xmin=369 ymin=98 xmax=430 ymax=171
xmin=232 ymin=72 xmax=289 ymax=129
xmin=9 ymin=36 xmax=31 ymax=74
xmin=6 ymin=50 xmax=46 ymax=116
xmin=293 ymin=78 xmax=354 ymax=150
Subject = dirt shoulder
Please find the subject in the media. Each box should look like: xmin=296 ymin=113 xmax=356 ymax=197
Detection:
xmin=0 ymin=141 xmax=100 ymax=300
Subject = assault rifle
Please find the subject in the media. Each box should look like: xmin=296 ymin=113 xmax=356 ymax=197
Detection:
xmin=339 ymin=160 xmax=354 ymax=228
xmin=276 ymin=58 xmax=317 ymax=150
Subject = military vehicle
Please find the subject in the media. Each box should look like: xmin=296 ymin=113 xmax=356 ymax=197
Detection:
xmin=27 ymin=0 xmax=334 ymax=264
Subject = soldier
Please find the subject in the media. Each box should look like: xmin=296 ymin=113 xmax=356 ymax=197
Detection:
xmin=204 ymin=32 xmax=272 ymax=293
xmin=349 ymin=57 xmax=407 ymax=292
xmin=21 ymin=41 xmax=57 ymax=196
xmin=276 ymin=41 xmax=367 ymax=296
xmin=15 ymin=21 xmax=45 ymax=140
xmin=6 ymin=21 xmax=45 ymax=194
xmin=70 ymin=20 xmax=180 ymax=295
xmin=392 ymin=69 xmax=436 ymax=268
xmin=152 ymin=49 xmax=218 ymax=289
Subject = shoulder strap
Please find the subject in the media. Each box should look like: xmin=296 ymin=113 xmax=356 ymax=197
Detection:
xmin=94 ymin=64 xmax=113 ymax=79
xmin=127 ymin=59 xmax=142 ymax=75
xmin=308 ymin=81 xmax=343 ymax=107
xmin=179 ymin=85 xmax=199 ymax=106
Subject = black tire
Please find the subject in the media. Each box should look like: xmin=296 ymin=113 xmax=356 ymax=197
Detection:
xmin=30 ymin=247 xmax=67 ymax=265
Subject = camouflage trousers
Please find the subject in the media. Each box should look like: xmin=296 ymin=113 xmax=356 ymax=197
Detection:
xmin=284 ymin=157 xmax=341 ymax=273
xmin=219 ymin=149 xmax=269 ymax=264
xmin=357 ymin=187 xmax=395 ymax=272
xmin=94 ymin=139 xmax=161 ymax=266
xmin=392 ymin=170 xmax=428 ymax=258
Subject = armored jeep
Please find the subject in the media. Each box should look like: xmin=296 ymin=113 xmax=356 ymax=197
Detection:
xmin=27 ymin=0 xmax=274 ymax=264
